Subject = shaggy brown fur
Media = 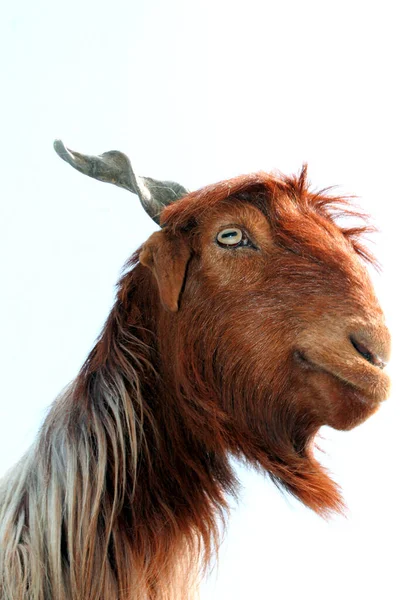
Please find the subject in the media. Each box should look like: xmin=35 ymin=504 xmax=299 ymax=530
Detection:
xmin=0 ymin=166 xmax=390 ymax=599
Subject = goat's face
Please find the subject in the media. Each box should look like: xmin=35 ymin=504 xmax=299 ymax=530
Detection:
xmin=142 ymin=182 xmax=390 ymax=450
xmin=187 ymin=201 xmax=390 ymax=433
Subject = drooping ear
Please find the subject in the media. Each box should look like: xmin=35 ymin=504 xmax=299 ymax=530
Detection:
xmin=139 ymin=231 xmax=191 ymax=312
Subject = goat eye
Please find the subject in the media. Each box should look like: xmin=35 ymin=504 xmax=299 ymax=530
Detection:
xmin=216 ymin=228 xmax=244 ymax=247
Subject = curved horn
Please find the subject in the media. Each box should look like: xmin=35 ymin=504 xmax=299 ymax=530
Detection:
xmin=53 ymin=140 xmax=189 ymax=225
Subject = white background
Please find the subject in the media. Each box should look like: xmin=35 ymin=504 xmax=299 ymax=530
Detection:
xmin=1 ymin=1 xmax=399 ymax=598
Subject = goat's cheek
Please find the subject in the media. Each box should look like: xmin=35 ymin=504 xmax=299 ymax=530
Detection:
xmin=202 ymin=247 xmax=265 ymax=288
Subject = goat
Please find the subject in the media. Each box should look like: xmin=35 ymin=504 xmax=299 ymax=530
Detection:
xmin=0 ymin=140 xmax=391 ymax=600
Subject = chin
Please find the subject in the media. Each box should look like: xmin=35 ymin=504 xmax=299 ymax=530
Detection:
xmin=310 ymin=369 xmax=382 ymax=431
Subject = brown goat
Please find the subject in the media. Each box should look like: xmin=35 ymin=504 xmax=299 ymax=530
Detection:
xmin=0 ymin=141 xmax=391 ymax=600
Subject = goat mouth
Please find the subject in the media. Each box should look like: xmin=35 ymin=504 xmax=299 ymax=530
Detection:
xmin=294 ymin=349 xmax=376 ymax=407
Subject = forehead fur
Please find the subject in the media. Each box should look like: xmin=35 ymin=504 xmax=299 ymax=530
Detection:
xmin=161 ymin=165 xmax=376 ymax=266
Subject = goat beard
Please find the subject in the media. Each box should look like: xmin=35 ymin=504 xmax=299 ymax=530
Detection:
xmin=222 ymin=370 xmax=345 ymax=517
xmin=171 ymin=332 xmax=344 ymax=517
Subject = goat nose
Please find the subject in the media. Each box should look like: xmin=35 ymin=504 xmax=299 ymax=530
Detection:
xmin=350 ymin=334 xmax=389 ymax=369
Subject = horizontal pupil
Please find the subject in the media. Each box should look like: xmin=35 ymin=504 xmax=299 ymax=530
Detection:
xmin=222 ymin=231 xmax=239 ymax=238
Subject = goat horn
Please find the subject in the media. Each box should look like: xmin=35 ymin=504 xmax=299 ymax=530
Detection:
xmin=53 ymin=140 xmax=189 ymax=224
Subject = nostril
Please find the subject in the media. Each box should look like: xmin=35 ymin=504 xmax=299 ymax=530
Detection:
xmin=350 ymin=336 xmax=386 ymax=369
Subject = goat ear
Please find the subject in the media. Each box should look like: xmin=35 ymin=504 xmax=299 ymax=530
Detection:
xmin=139 ymin=231 xmax=191 ymax=312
